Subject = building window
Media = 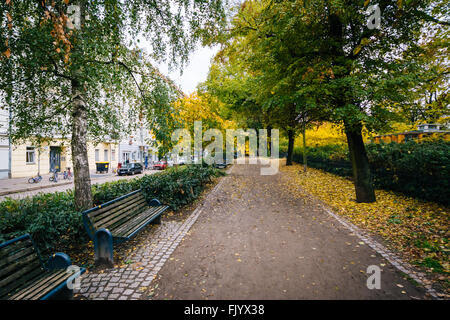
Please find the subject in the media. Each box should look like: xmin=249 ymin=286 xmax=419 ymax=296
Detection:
xmin=26 ymin=147 xmax=35 ymax=164
xmin=132 ymin=152 xmax=136 ymax=160
xmin=112 ymin=149 xmax=116 ymax=161
xmin=104 ymin=149 xmax=108 ymax=161
xmin=95 ymin=149 xmax=100 ymax=161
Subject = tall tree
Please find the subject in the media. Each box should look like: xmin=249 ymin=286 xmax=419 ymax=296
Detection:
xmin=209 ymin=0 xmax=448 ymax=202
xmin=1 ymin=0 xmax=226 ymax=209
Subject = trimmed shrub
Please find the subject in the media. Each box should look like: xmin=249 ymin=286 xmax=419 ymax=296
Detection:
xmin=0 ymin=165 xmax=224 ymax=254
xmin=366 ymin=140 xmax=449 ymax=204
xmin=0 ymin=191 xmax=85 ymax=253
xmin=92 ymin=178 xmax=141 ymax=205
xmin=140 ymin=165 xmax=224 ymax=210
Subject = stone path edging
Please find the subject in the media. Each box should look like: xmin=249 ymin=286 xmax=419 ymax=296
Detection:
xmin=75 ymin=166 xmax=233 ymax=300
xmin=317 ymin=203 xmax=441 ymax=299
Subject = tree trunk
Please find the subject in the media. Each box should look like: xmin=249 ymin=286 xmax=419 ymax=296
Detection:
xmin=267 ymin=125 xmax=272 ymax=155
xmin=69 ymin=1 xmax=92 ymax=211
xmin=286 ymin=129 xmax=295 ymax=166
xmin=256 ymin=128 xmax=259 ymax=157
xmin=344 ymin=123 xmax=376 ymax=203
xmin=71 ymin=79 xmax=93 ymax=211
xmin=302 ymin=124 xmax=307 ymax=172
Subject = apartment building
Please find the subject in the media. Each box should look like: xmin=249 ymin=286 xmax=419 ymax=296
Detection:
xmin=118 ymin=124 xmax=158 ymax=168
xmin=9 ymin=139 xmax=119 ymax=178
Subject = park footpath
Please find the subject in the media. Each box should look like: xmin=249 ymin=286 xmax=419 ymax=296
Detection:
xmin=74 ymin=161 xmax=440 ymax=300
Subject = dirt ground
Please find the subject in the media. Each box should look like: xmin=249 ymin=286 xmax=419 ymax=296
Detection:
xmin=145 ymin=162 xmax=431 ymax=300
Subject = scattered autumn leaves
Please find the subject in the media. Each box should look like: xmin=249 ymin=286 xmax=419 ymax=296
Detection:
xmin=281 ymin=164 xmax=449 ymax=281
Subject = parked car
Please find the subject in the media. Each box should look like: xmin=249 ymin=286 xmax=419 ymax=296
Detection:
xmin=153 ymin=161 xmax=168 ymax=170
xmin=117 ymin=163 xmax=143 ymax=176
xmin=213 ymin=157 xmax=231 ymax=169
xmin=177 ymin=156 xmax=190 ymax=165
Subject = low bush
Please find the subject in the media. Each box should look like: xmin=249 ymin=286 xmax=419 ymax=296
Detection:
xmin=366 ymin=140 xmax=449 ymax=204
xmin=0 ymin=165 xmax=224 ymax=254
xmin=140 ymin=165 xmax=224 ymax=210
xmin=0 ymin=192 xmax=85 ymax=253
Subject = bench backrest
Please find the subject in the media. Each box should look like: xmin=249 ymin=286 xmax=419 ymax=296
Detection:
xmin=0 ymin=234 xmax=44 ymax=299
xmin=83 ymin=190 xmax=149 ymax=237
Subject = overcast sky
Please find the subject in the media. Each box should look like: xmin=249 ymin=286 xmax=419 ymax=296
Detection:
xmin=156 ymin=44 xmax=220 ymax=95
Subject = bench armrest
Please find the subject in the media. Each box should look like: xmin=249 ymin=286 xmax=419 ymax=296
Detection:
xmin=148 ymin=198 xmax=162 ymax=206
xmin=46 ymin=252 xmax=72 ymax=271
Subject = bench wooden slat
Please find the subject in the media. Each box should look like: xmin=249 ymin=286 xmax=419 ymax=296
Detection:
xmin=83 ymin=190 xmax=169 ymax=266
xmin=105 ymin=207 xmax=146 ymax=235
xmin=0 ymin=261 xmax=43 ymax=299
xmin=93 ymin=197 xmax=148 ymax=230
xmin=0 ymin=235 xmax=44 ymax=299
xmin=1 ymin=234 xmax=82 ymax=300
xmin=90 ymin=193 xmax=145 ymax=224
xmin=9 ymin=269 xmax=70 ymax=300
xmin=89 ymin=192 xmax=143 ymax=219
xmin=0 ymin=238 xmax=34 ymax=260
xmin=0 ymin=259 xmax=43 ymax=289
xmin=0 ymin=245 xmax=37 ymax=270
xmin=91 ymin=196 xmax=146 ymax=227
xmin=113 ymin=206 xmax=168 ymax=238
xmin=111 ymin=206 xmax=160 ymax=236
xmin=0 ymin=248 xmax=40 ymax=277
xmin=118 ymin=207 xmax=168 ymax=238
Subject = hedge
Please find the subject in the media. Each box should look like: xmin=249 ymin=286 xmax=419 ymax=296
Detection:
xmin=290 ymin=140 xmax=450 ymax=205
xmin=0 ymin=165 xmax=224 ymax=254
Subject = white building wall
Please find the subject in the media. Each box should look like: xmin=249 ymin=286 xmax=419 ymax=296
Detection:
xmin=118 ymin=124 xmax=158 ymax=167
xmin=0 ymin=107 xmax=10 ymax=179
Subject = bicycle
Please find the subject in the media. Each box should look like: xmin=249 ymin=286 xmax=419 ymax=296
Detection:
xmin=63 ymin=167 xmax=73 ymax=180
xmin=49 ymin=170 xmax=59 ymax=182
xmin=28 ymin=174 xmax=42 ymax=184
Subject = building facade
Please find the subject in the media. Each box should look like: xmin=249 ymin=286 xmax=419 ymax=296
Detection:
xmin=0 ymin=107 xmax=9 ymax=179
xmin=9 ymin=139 xmax=119 ymax=178
xmin=118 ymin=124 xmax=158 ymax=168
xmin=372 ymin=123 xmax=450 ymax=144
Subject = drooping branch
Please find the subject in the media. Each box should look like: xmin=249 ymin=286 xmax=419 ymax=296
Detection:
xmin=413 ymin=9 xmax=450 ymax=26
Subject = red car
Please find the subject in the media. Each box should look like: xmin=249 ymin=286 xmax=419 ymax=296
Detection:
xmin=153 ymin=161 xmax=168 ymax=170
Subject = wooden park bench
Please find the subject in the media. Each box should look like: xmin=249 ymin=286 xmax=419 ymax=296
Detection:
xmin=82 ymin=189 xmax=169 ymax=266
xmin=0 ymin=234 xmax=85 ymax=300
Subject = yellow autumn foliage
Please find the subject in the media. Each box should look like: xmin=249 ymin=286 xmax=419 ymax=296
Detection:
xmin=173 ymin=92 xmax=235 ymax=132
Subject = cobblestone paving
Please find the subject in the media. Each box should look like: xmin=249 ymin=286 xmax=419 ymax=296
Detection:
xmin=74 ymin=168 xmax=229 ymax=300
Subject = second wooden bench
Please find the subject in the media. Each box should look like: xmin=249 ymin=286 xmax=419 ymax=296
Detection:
xmin=82 ymin=189 xmax=169 ymax=266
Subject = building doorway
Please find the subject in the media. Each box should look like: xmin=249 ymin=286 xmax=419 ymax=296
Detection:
xmin=122 ymin=152 xmax=130 ymax=164
xmin=49 ymin=146 xmax=61 ymax=172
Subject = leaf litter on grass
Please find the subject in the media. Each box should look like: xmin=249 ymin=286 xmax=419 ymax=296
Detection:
xmin=281 ymin=163 xmax=449 ymax=294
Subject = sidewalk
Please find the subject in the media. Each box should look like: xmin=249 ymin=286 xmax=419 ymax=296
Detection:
xmin=0 ymin=170 xmax=157 ymax=200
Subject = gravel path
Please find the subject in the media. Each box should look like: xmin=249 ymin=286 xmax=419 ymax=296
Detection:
xmin=146 ymin=162 xmax=430 ymax=300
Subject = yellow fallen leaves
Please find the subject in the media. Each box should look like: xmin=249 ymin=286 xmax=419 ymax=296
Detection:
xmin=281 ymin=164 xmax=450 ymax=276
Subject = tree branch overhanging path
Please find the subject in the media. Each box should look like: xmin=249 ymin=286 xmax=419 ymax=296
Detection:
xmin=203 ymin=0 xmax=449 ymax=203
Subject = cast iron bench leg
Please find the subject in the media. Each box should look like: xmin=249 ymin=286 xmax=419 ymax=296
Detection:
xmin=152 ymin=214 xmax=162 ymax=225
xmin=149 ymin=199 xmax=162 ymax=225
xmin=94 ymin=228 xmax=114 ymax=267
